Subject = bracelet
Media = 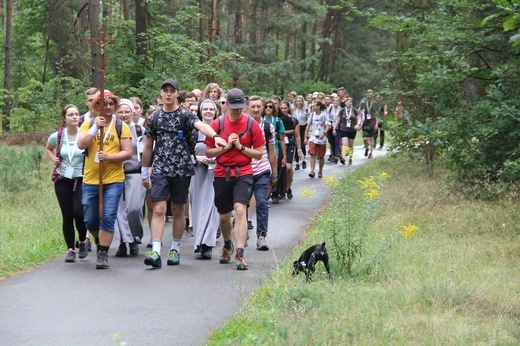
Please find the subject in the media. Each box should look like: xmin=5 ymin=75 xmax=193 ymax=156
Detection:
xmin=297 ymin=149 xmax=302 ymax=152
xmin=213 ymin=133 xmax=220 ymax=139
xmin=87 ymin=124 xmax=99 ymax=137
xmin=141 ymin=167 xmax=150 ymax=180
xmin=270 ymin=174 xmax=278 ymax=178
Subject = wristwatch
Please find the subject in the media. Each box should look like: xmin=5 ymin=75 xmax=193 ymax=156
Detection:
xmin=239 ymin=145 xmax=245 ymax=151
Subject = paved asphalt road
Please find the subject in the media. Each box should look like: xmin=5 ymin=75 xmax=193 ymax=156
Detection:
xmin=0 ymin=145 xmax=386 ymax=346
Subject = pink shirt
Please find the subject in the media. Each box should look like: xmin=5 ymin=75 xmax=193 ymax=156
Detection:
xmin=252 ymin=120 xmax=275 ymax=175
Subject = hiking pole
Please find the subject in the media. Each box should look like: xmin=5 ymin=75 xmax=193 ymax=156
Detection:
xmin=89 ymin=28 xmax=115 ymax=219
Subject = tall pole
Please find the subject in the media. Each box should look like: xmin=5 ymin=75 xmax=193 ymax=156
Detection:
xmin=89 ymin=28 xmax=115 ymax=218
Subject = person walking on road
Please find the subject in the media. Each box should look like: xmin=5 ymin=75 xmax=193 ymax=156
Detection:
xmin=141 ymin=79 xmax=226 ymax=268
xmin=304 ymin=101 xmax=330 ymax=179
xmin=205 ymin=88 xmax=265 ymax=270
xmin=77 ymin=91 xmax=133 ymax=269
xmin=45 ymin=104 xmax=89 ymax=263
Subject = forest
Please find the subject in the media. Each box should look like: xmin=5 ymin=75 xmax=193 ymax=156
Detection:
xmin=0 ymin=0 xmax=519 ymax=197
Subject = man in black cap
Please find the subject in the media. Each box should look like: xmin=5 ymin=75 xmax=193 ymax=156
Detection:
xmin=205 ymin=88 xmax=265 ymax=270
xmin=141 ymin=79 xmax=227 ymax=268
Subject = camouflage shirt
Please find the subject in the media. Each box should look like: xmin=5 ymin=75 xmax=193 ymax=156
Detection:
xmin=145 ymin=107 xmax=199 ymax=177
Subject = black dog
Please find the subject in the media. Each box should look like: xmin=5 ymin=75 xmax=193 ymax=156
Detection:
xmin=293 ymin=242 xmax=333 ymax=282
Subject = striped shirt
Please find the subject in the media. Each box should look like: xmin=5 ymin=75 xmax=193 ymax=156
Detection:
xmin=252 ymin=119 xmax=275 ymax=176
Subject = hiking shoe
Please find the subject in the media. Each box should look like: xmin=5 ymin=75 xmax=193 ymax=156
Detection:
xmin=340 ymin=157 xmax=346 ymax=165
xmin=219 ymin=242 xmax=234 ymax=264
xmin=96 ymin=251 xmax=109 ymax=269
xmin=115 ymin=243 xmax=128 ymax=257
xmin=368 ymin=153 xmax=373 ymax=159
xmin=85 ymin=237 xmax=92 ymax=252
xmin=318 ymin=172 xmax=323 ymax=178
xmin=295 ymin=164 xmax=300 ymax=170
xmin=309 ymin=171 xmax=315 ymax=178
xmin=271 ymin=195 xmax=279 ymax=204
xmin=167 ymin=249 xmax=180 ymax=265
xmin=78 ymin=241 xmax=88 ymax=259
xmin=65 ymin=250 xmax=76 ymax=263
xmin=200 ymin=244 xmax=212 ymax=260
xmin=130 ymin=241 xmax=139 ymax=256
xmin=302 ymin=161 xmax=307 ymax=169
xmin=257 ymin=236 xmax=269 ymax=251
xmin=247 ymin=220 xmax=254 ymax=230
xmin=134 ymin=236 xmax=142 ymax=244
xmin=334 ymin=157 xmax=339 ymax=164
xmin=144 ymin=251 xmax=162 ymax=268
xmin=235 ymin=248 xmax=248 ymax=270
xmin=287 ymin=188 xmax=293 ymax=199
xmin=364 ymin=148 xmax=369 ymax=157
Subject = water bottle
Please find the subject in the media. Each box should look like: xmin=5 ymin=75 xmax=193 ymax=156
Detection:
xmin=177 ymin=130 xmax=184 ymax=140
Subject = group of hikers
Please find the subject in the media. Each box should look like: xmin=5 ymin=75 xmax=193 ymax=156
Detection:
xmin=45 ymin=79 xmax=388 ymax=271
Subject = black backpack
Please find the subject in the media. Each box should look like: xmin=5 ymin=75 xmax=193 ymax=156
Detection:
xmin=151 ymin=107 xmax=197 ymax=162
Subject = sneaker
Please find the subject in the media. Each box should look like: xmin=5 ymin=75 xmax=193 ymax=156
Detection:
xmin=271 ymin=195 xmax=279 ymax=204
xmin=219 ymin=242 xmax=234 ymax=264
xmin=328 ymin=156 xmax=334 ymax=162
xmin=295 ymin=164 xmax=300 ymax=170
xmin=86 ymin=237 xmax=92 ymax=252
xmin=334 ymin=157 xmax=339 ymax=164
xmin=318 ymin=171 xmax=323 ymax=178
xmin=115 ymin=243 xmax=128 ymax=257
xmin=368 ymin=153 xmax=373 ymax=159
xmin=96 ymin=251 xmax=109 ymax=269
xmin=309 ymin=171 xmax=315 ymax=178
xmin=186 ymin=226 xmax=194 ymax=237
xmin=134 ymin=236 xmax=142 ymax=244
xmin=146 ymin=242 xmax=153 ymax=248
xmin=78 ymin=241 xmax=88 ymax=259
xmin=167 ymin=249 xmax=180 ymax=265
xmin=287 ymin=188 xmax=293 ymax=199
xmin=364 ymin=148 xmax=369 ymax=157
xmin=247 ymin=220 xmax=254 ymax=230
xmin=200 ymin=244 xmax=212 ymax=260
xmin=348 ymin=158 xmax=353 ymax=165
xmin=65 ymin=250 xmax=76 ymax=263
xmin=130 ymin=241 xmax=139 ymax=256
xmin=144 ymin=251 xmax=162 ymax=268
xmin=235 ymin=248 xmax=248 ymax=270
xmin=302 ymin=161 xmax=307 ymax=169
xmin=340 ymin=157 xmax=346 ymax=165
xmin=256 ymin=236 xmax=269 ymax=251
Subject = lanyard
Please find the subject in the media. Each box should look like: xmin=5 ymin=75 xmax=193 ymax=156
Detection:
xmin=63 ymin=128 xmax=78 ymax=163
xmin=102 ymin=117 xmax=115 ymax=144
xmin=345 ymin=107 xmax=353 ymax=119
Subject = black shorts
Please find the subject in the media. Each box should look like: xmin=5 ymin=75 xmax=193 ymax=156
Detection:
xmin=340 ymin=130 xmax=357 ymax=140
xmin=150 ymin=174 xmax=191 ymax=204
xmin=362 ymin=124 xmax=375 ymax=138
xmin=213 ymin=175 xmax=253 ymax=214
xmin=285 ymin=142 xmax=295 ymax=165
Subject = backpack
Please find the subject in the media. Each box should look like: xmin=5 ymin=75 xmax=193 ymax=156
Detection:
xmin=51 ymin=124 xmax=67 ymax=183
xmin=263 ymin=121 xmax=272 ymax=154
xmin=151 ymin=107 xmax=197 ymax=162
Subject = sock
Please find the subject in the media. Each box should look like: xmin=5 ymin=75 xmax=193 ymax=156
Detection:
xmin=224 ymin=239 xmax=232 ymax=249
xmin=98 ymin=245 xmax=109 ymax=253
xmin=152 ymin=240 xmax=162 ymax=254
xmin=170 ymin=239 xmax=181 ymax=252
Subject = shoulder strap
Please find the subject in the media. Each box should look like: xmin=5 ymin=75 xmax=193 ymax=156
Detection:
xmin=55 ymin=125 xmax=66 ymax=161
xmin=135 ymin=124 xmax=142 ymax=137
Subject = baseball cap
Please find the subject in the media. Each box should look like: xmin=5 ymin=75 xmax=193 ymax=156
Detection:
xmin=161 ymin=79 xmax=179 ymax=90
xmin=226 ymin=88 xmax=246 ymax=109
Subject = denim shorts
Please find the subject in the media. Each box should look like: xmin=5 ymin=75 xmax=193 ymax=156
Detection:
xmin=82 ymin=182 xmax=124 ymax=232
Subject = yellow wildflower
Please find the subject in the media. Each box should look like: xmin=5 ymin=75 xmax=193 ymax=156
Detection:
xmin=401 ymin=222 xmax=418 ymax=238
xmin=341 ymin=146 xmax=354 ymax=157
xmin=300 ymin=186 xmax=316 ymax=198
xmin=364 ymin=188 xmax=379 ymax=200
xmin=323 ymin=175 xmax=339 ymax=187
xmin=357 ymin=176 xmax=378 ymax=191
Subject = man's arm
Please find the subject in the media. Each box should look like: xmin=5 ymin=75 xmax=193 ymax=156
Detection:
xmin=194 ymin=121 xmax=227 ymax=149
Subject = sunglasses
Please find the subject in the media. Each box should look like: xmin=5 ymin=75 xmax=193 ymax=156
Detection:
xmin=265 ymin=105 xmax=274 ymax=109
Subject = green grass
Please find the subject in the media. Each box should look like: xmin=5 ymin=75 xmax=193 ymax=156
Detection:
xmin=208 ymin=155 xmax=520 ymax=345
xmin=0 ymin=144 xmax=64 ymax=279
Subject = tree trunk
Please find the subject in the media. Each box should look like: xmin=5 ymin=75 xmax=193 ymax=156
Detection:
xmin=121 ymin=0 xmax=129 ymax=20
xmin=135 ymin=0 xmax=149 ymax=61
xmin=310 ymin=23 xmax=318 ymax=80
xmin=89 ymin=0 xmax=101 ymax=88
xmin=2 ymin=0 xmax=12 ymax=133
xmin=300 ymin=22 xmax=307 ymax=80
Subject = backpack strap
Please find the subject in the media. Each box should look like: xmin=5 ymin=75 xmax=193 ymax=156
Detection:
xmin=55 ymin=125 xmax=66 ymax=162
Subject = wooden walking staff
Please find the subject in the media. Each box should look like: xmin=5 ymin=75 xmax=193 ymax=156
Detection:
xmin=89 ymin=28 xmax=115 ymax=218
